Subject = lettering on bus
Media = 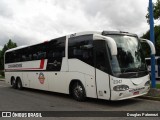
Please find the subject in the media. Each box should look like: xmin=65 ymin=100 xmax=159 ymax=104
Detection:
xmin=113 ymin=80 xmax=122 ymax=84
xmin=129 ymin=87 xmax=145 ymax=92
xmin=8 ymin=64 xmax=22 ymax=68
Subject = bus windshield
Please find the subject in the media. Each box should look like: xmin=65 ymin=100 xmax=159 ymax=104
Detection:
xmin=108 ymin=35 xmax=147 ymax=76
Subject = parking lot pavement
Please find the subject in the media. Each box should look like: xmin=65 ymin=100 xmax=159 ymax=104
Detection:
xmin=0 ymin=80 xmax=160 ymax=119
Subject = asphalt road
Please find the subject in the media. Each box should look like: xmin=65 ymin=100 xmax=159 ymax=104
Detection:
xmin=0 ymin=80 xmax=160 ymax=120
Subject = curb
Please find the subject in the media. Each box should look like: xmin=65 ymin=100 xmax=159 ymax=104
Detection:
xmin=139 ymin=96 xmax=160 ymax=101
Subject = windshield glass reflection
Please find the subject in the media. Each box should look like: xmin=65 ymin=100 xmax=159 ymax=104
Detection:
xmin=108 ymin=35 xmax=146 ymax=75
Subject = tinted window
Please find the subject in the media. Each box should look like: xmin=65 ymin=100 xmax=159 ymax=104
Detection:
xmin=47 ymin=37 xmax=65 ymax=58
xmin=46 ymin=36 xmax=66 ymax=71
xmin=145 ymin=59 xmax=151 ymax=65
xmin=94 ymin=40 xmax=110 ymax=73
xmin=68 ymin=35 xmax=93 ymax=66
xmin=5 ymin=52 xmax=11 ymax=63
xmin=5 ymin=50 xmax=21 ymax=63
xmin=5 ymin=37 xmax=65 ymax=64
xmin=157 ymin=58 xmax=160 ymax=65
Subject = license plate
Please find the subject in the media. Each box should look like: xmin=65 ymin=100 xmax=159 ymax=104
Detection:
xmin=133 ymin=91 xmax=139 ymax=95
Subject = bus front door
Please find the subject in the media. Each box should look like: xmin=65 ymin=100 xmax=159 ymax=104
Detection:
xmin=94 ymin=40 xmax=111 ymax=100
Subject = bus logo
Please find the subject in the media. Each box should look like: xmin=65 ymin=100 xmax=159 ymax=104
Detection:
xmin=38 ymin=73 xmax=45 ymax=84
xmin=53 ymin=60 xmax=61 ymax=66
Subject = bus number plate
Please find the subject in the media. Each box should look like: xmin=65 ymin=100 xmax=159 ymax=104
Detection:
xmin=133 ymin=91 xmax=139 ymax=95
xmin=113 ymin=80 xmax=122 ymax=84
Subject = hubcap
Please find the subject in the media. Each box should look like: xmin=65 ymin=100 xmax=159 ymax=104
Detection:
xmin=74 ymin=84 xmax=83 ymax=98
xmin=13 ymin=80 xmax=15 ymax=85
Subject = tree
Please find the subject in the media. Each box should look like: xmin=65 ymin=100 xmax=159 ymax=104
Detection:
xmin=141 ymin=25 xmax=160 ymax=57
xmin=0 ymin=39 xmax=17 ymax=76
xmin=146 ymin=0 xmax=160 ymax=22
xmin=142 ymin=0 xmax=160 ymax=57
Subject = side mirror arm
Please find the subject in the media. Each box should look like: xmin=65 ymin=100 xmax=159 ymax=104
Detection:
xmin=140 ymin=38 xmax=156 ymax=55
xmin=93 ymin=34 xmax=117 ymax=56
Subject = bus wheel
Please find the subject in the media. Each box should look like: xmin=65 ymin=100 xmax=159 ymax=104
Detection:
xmin=17 ymin=78 xmax=23 ymax=90
xmin=72 ymin=82 xmax=86 ymax=101
xmin=11 ymin=77 xmax=17 ymax=89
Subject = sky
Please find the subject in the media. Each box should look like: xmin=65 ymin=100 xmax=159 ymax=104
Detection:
xmin=0 ymin=0 xmax=159 ymax=50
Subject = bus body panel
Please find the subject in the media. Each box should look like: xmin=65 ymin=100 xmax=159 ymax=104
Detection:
xmin=96 ymin=69 xmax=110 ymax=100
xmin=5 ymin=72 xmax=12 ymax=85
xmin=28 ymin=72 xmax=49 ymax=90
xmin=22 ymin=72 xmax=29 ymax=88
xmin=145 ymin=57 xmax=160 ymax=79
xmin=85 ymin=74 xmax=97 ymax=98
xmin=68 ymin=59 xmax=97 ymax=98
xmin=60 ymin=57 xmax=69 ymax=71
xmin=110 ymin=75 xmax=150 ymax=100
xmin=68 ymin=59 xmax=95 ymax=76
xmin=47 ymin=72 xmax=85 ymax=94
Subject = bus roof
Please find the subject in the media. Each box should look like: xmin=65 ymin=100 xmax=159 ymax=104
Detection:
xmin=6 ymin=30 xmax=137 ymax=53
xmin=6 ymin=45 xmax=27 ymax=52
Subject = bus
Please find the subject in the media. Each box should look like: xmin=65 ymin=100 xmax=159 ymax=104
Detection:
xmin=145 ymin=56 xmax=160 ymax=79
xmin=4 ymin=31 xmax=155 ymax=101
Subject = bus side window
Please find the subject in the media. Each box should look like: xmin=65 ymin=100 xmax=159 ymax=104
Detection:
xmin=38 ymin=52 xmax=46 ymax=59
xmin=94 ymin=40 xmax=109 ymax=73
xmin=96 ymin=50 xmax=107 ymax=72
xmin=33 ymin=54 xmax=38 ymax=60
xmin=5 ymin=52 xmax=10 ymax=63
xmin=68 ymin=35 xmax=93 ymax=66
xmin=46 ymin=36 xmax=66 ymax=71
xmin=22 ymin=55 xmax=26 ymax=61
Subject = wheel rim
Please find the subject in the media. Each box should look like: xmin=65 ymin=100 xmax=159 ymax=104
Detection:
xmin=12 ymin=79 xmax=15 ymax=85
xmin=74 ymin=83 xmax=83 ymax=98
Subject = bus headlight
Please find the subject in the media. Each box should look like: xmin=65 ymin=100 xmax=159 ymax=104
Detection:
xmin=145 ymin=81 xmax=151 ymax=86
xmin=113 ymin=85 xmax=129 ymax=91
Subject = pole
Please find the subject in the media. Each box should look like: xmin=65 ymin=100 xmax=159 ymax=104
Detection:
xmin=149 ymin=0 xmax=156 ymax=88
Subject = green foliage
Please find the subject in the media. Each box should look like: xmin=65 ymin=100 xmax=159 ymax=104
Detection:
xmin=141 ymin=25 xmax=160 ymax=57
xmin=146 ymin=0 xmax=160 ymax=22
xmin=144 ymin=0 xmax=160 ymax=57
xmin=156 ymin=83 xmax=160 ymax=89
xmin=154 ymin=0 xmax=160 ymax=20
xmin=0 ymin=39 xmax=17 ymax=76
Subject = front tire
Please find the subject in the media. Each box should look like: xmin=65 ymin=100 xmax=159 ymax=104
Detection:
xmin=72 ymin=82 xmax=86 ymax=101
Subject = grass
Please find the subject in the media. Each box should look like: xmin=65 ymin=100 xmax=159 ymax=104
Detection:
xmin=156 ymin=84 xmax=160 ymax=89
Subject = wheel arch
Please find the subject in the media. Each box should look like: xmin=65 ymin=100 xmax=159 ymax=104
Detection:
xmin=69 ymin=79 xmax=86 ymax=95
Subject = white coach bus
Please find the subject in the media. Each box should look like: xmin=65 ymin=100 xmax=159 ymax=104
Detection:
xmin=5 ymin=31 xmax=155 ymax=101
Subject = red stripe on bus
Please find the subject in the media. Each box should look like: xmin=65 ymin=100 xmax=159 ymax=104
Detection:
xmin=40 ymin=59 xmax=44 ymax=69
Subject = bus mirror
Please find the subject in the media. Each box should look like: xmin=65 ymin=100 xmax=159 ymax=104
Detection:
xmin=140 ymin=38 xmax=156 ymax=55
xmin=93 ymin=34 xmax=117 ymax=56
